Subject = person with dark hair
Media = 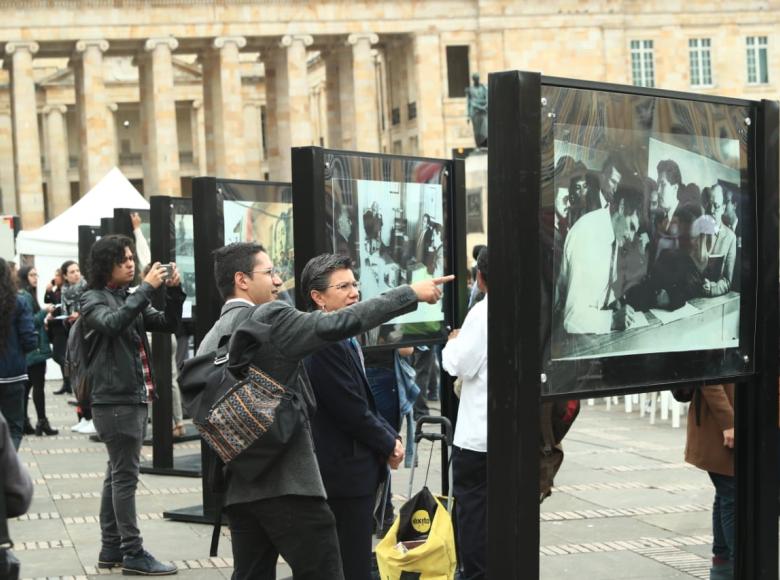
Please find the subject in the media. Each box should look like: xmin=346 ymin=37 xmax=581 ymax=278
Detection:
xmin=557 ymin=176 xmax=643 ymax=334
xmin=600 ymin=155 xmax=624 ymax=205
xmin=221 ymin=251 xmax=452 ymax=580
xmin=700 ymin=184 xmax=737 ymax=297
xmin=45 ymin=268 xmax=71 ymax=396
xmin=443 ymin=246 xmax=488 ymax=580
xmin=80 ymin=235 xmax=184 ymax=575
xmin=17 ymin=267 xmax=57 ymax=436
xmin=468 ymin=244 xmax=487 ymax=308
xmin=300 ymin=254 xmax=404 ymax=580
xmin=199 ymin=242 xmax=281 ymax=355
xmin=656 ymin=159 xmax=684 ymax=228
xmin=0 ymin=258 xmax=36 ymax=449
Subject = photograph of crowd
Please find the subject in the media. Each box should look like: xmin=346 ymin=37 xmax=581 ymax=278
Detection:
xmin=550 ymin=125 xmax=743 ymax=361
xmin=329 ymin=176 xmax=447 ymax=345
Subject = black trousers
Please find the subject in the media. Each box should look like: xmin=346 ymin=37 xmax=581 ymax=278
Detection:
xmin=24 ymin=362 xmax=47 ymax=421
xmin=226 ymin=495 xmax=345 ymax=580
xmin=328 ymin=495 xmax=375 ymax=580
xmin=453 ymin=446 xmax=487 ymax=580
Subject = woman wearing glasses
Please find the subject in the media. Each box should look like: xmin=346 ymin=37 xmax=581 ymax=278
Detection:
xmin=301 ymin=254 xmax=405 ymax=580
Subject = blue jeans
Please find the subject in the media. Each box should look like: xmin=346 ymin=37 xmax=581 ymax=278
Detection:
xmin=708 ymin=472 xmax=735 ymax=561
xmin=0 ymin=381 xmax=26 ymax=450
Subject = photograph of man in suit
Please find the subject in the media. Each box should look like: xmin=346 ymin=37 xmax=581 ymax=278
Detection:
xmin=557 ymin=176 xmax=644 ymax=334
xmin=301 ymin=254 xmax=405 ymax=580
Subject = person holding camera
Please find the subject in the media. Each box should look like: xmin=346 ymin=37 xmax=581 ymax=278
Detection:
xmin=80 ymin=235 xmax=184 ymax=576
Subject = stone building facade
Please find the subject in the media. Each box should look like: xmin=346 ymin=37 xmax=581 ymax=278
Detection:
xmin=0 ymin=0 xmax=778 ymax=227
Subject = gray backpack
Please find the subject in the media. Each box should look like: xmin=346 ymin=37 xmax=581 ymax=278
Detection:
xmin=64 ymin=317 xmax=96 ymax=404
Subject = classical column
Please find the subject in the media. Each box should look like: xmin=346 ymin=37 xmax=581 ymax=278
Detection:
xmin=348 ymin=33 xmax=380 ymax=152
xmin=263 ymin=55 xmax=280 ymax=179
xmin=337 ymin=46 xmax=355 ymax=149
xmin=243 ymin=102 xmax=263 ymax=180
xmin=190 ymin=100 xmax=207 ymax=174
xmin=106 ymin=102 xmax=118 ymax=168
xmin=202 ymin=36 xmax=246 ymax=178
xmin=324 ymin=52 xmax=341 ymax=148
xmin=0 ymin=109 xmax=16 ymax=214
xmin=72 ymin=39 xmax=111 ymax=194
xmin=138 ymin=37 xmax=181 ymax=196
xmin=44 ymin=105 xmax=70 ymax=217
xmin=412 ymin=34 xmax=446 ymax=157
xmin=272 ymin=34 xmax=313 ymax=181
xmin=5 ymin=41 xmax=44 ymax=226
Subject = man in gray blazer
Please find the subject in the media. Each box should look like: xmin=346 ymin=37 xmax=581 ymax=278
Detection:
xmin=209 ymin=247 xmax=450 ymax=580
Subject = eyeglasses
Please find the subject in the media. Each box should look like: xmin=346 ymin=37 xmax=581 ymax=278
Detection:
xmin=326 ymin=281 xmax=361 ymax=292
xmin=245 ymin=267 xmax=279 ymax=278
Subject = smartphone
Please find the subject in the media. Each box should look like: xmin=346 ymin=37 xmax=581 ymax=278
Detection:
xmin=160 ymin=263 xmax=174 ymax=279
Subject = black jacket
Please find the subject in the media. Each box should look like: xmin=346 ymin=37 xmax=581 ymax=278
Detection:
xmin=80 ymin=282 xmax=185 ymax=405
xmin=305 ymin=341 xmax=397 ymax=499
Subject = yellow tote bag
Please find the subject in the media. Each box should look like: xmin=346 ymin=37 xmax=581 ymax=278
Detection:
xmin=375 ymin=495 xmax=457 ymax=580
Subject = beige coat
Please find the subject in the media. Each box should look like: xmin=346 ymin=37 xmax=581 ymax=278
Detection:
xmin=684 ymin=384 xmax=735 ymax=477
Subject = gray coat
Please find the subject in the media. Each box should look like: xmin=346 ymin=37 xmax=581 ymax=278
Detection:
xmin=1 ymin=412 xmax=33 ymax=518
xmin=222 ymin=285 xmax=418 ymax=507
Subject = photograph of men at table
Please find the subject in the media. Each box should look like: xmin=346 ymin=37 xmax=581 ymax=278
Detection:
xmin=551 ymin=136 xmax=741 ymax=361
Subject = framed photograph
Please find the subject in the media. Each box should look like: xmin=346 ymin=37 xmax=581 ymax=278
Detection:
xmin=192 ymin=177 xmax=293 ymax=345
xmin=536 ymin=82 xmax=757 ymax=397
xmin=292 ymin=147 xmax=461 ymax=350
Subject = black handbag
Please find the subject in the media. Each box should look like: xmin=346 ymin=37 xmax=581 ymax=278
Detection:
xmin=0 ymin=464 xmax=21 ymax=580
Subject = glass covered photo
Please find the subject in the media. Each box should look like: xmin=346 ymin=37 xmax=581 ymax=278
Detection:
xmin=539 ymin=85 xmax=753 ymax=395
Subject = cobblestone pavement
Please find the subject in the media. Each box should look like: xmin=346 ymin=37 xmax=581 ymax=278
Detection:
xmin=9 ymin=385 xmax=724 ymax=579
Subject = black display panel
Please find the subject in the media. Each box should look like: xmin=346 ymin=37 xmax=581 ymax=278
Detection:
xmin=537 ymin=83 xmax=757 ymax=397
xmin=292 ymin=147 xmax=457 ymax=350
xmin=192 ymin=178 xmax=293 ymax=346
xmin=113 ymin=207 xmax=151 ymax=242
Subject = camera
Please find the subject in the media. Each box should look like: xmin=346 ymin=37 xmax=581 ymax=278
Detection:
xmin=160 ymin=263 xmax=174 ymax=279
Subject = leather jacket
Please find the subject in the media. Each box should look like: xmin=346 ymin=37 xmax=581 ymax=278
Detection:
xmin=80 ymin=282 xmax=185 ymax=405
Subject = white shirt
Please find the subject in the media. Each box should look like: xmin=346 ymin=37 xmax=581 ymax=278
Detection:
xmin=442 ymin=296 xmax=488 ymax=452
xmin=557 ymin=208 xmax=616 ymax=335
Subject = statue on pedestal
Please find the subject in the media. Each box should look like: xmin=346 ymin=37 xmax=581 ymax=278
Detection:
xmin=466 ymin=73 xmax=488 ymax=149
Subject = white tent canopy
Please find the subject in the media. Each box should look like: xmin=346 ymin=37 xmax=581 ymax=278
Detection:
xmin=16 ymin=167 xmax=149 ymax=258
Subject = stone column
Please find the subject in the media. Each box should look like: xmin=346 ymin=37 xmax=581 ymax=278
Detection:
xmin=324 ymin=52 xmax=341 ymax=148
xmin=271 ymin=34 xmax=313 ymax=181
xmin=72 ymin=39 xmax=111 ymax=194
xmin=348 ymin=33 xmax=380 ymax=152
xmin=263 ymin=55 xmax=280 ymax=179
xmin=202 ymin=36 xmax=246 ymax=178
xmin=5 ymin=41 xmax=44 ymax=226
xmin=337 ymin=46 xmax=355 ymax=149
xmin=138 ymin=37 xmax=181 ymax=196
xmin=243 ymin=102 xmax=263 ymax=180
xmin=0 ymin=109 xmax=16 ymax=214
xmin=44 ymin=105 xmax=70 ymax=217
xmin=190 ymin=100 xmax=207 ymax=174
xmin=106 ymin=102 xmax=118 ymax=168
xmin=412 ymin=34 xmax=446 ymax=158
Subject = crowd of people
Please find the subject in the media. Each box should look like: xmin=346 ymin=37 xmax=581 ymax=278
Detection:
xmin=553 ymin=156 xmax=739 ymax=336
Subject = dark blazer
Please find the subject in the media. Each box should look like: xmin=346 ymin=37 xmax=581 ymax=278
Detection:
xmin=305 ymin=341 xmax=397 ymax=499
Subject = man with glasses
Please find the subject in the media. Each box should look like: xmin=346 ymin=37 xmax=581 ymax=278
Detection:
xmin=198 ymin=242 xmax=282 ymax=354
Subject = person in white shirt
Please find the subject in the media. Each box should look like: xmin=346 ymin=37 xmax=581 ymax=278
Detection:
xmin=556 ymin=177 xmax=644 ymax=335
xmin=442 ymin=246 xmax=488 ymax=580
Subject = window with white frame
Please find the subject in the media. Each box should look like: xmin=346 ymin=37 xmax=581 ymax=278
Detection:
xmin=630 ymin=40 xmax=655 ymax=87
xmin=689 ymin=38 xmax=713 ymax=87
xmin=746 ymin=36 xmax=769 ymax=84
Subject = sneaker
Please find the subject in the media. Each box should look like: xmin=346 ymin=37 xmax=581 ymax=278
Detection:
xmin=97 ymin=546 xmax=123 ymax=569
xmin=70 ymin=418 xmax=88 ymax=432
xmin=122 ymin=550 xmax=177 ymax=576
xmin=77 ymin=420 xmax=97 ymax=435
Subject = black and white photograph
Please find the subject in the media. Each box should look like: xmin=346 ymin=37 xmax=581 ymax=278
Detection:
xmin=550 ymin=123 xmax=743 ymax=361
xmin=323 ymin=154 xmax=451 ymax=347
